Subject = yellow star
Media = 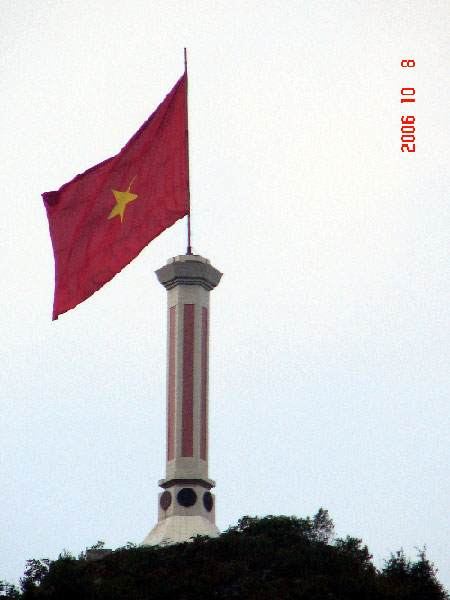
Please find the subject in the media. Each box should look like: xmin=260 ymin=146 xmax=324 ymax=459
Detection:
xmin=108 ymin=176 xmax=138 ymax=223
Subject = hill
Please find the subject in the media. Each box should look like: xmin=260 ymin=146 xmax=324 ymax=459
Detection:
xmin=1 ymin=510 xmax=448 ymax=599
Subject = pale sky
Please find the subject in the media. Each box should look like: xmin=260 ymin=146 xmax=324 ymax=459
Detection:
xmin=1 ymin=0 xmax=449 ymax=591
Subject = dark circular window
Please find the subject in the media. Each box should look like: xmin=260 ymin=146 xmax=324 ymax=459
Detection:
xmin=160 ymin=491 xmax=172 ymax=511
xmin=177 ymin=488 xmax=197 ymax=507
xmin=203 ymin=492 xmax=213 ymax=512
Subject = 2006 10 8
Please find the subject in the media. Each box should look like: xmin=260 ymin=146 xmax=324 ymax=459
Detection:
xmin=401 ymin=59 xmax=415 ymax=152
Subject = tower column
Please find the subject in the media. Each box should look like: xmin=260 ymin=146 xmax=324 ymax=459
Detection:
xmin=142 ymin=254 xmax=222 ymax=545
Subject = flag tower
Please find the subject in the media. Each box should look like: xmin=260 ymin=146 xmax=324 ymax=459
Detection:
xmin=142 ymin=254 xmax=222 ymax=545
xmin=41 ymin=45 xmax=221 ymax=543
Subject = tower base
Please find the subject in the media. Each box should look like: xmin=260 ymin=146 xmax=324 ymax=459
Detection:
xmin=141 ymin=515 xmax=220 ymax=546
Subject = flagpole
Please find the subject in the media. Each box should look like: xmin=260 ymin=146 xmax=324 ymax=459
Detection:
xmin=184 ymin=47 xmax=192 ymax=255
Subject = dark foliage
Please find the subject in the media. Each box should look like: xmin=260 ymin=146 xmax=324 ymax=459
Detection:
xmin=2 ymin=510 xmax=448 ymax=600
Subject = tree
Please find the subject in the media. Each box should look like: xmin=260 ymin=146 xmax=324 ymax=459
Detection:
xmin=0 ymin=581 xmax=20 ymax=599
xmin=379 ymin=547 xmax=448 ymax=599
xmin=2 ymin=512 xmax=448 ymax=599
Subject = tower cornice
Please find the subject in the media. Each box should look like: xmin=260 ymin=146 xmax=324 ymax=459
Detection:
xmin=155 ymin=254 xmax=222 ymax=291
xmin=158 ymin=477 xmax=216 ymax=490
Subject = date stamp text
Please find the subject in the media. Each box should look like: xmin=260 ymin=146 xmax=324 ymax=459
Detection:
xmin=401 ymin=59 xmax=415 ymax=152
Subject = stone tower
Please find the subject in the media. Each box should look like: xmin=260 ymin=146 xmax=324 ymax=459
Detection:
xmin=142 ymin=254 xmax=222 ymax=545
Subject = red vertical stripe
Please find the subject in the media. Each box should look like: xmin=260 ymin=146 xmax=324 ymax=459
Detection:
xmin=182 ymin=304 xmax=194 ymax=456
xmin=167 ymin=306 xmax=176 ymax=461
xmin=200 ymin=307 xmax=208 ymax=460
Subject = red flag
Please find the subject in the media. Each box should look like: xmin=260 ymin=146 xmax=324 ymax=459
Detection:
xmin=42 ymin=74 xmax=188 ymax=320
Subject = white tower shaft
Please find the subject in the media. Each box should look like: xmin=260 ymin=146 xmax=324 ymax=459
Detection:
xmin=142 ymin=254 xmax=222 ymax=545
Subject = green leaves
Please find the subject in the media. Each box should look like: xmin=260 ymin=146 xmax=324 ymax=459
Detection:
xmin=3 ymin=512 xmax=448 ymax=600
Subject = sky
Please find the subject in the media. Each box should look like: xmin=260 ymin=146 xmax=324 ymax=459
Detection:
xmin=1 ymin=0 xmax=449 ymax=591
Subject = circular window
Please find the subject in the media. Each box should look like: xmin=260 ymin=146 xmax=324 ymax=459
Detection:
xmin=160 ymin=491 xmax=172 ymax=511
xmin=177 ymin=488 xmax=197 ymax=507
xmin=203 ymin=492 xmax=213 ymax=512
